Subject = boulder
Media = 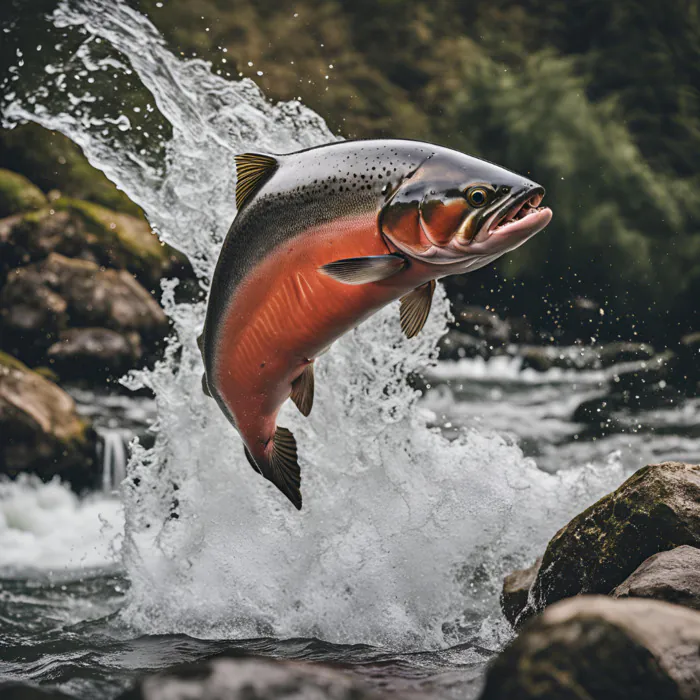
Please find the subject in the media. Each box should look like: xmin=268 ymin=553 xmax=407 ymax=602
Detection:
xmin=117 ymin=655 xmax=384 ymax=700
xmin=480 ymin=596 xmax=700 ymax=700
xmin=47 ymin=328 xmax=142 ymax=383
xmin=597 ymin=341 xmax=655 ymax=367
xmin=613 ymin=545 xmax=700 ymax=610
xmin=455 ymin=306 xmax=510 ymax=348
xmin=0 ymin=253 xmax=167 ymax=361
xmin=0 ymin=684 xmax=78 ymax=699
xmin=0 ymin=168 xmax=47 ymax=218
xmin=0 ymin=351 xmax=96 ymax=490
xmin=501 ymin=558 xmax=542 ymax=627
xmin=0 ymin=199 xmax=192 ymax=288
xmin=438 ymin=329 xmax=489 ymax=360
xmin=514 ymin=462 xmax=700 ymax=624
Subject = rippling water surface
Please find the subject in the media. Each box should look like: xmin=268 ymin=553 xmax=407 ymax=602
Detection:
xmin=1 ymin=1 xmax=697 ymax=697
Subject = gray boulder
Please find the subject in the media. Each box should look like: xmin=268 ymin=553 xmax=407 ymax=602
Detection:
xmin=613 ymin=545 xmax=700 ymax=610
xmin=117 ymin=656 xmax=384 ymax=700
xmin=481 ymin=596 xmax=700 ymax=700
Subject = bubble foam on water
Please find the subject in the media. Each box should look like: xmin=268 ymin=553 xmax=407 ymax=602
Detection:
xmin=0 ymin=476 xmax=123 ymax=571
xmin=2 ymin=0 xmax=625 ymax=648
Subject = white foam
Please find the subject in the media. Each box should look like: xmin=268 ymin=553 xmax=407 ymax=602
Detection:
xmin=2 ymin=0 xmax=626 ymax=650
xmin=0 ymin=476 xmax=123 ymax=571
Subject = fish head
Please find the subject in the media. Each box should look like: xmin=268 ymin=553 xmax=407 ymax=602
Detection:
xmin=379 ymin=153 xmax=552 ymax=268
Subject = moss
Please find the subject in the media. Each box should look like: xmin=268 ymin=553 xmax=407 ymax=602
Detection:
xmin=0 ymin=168 xmax=47 ymax=218
xmin=0 ymin=123 xmax=142 ymax=217
xmin=53 ymin=197 xmax=189 ymax=286
xmin=0 ymin=350 xmax=30 ymax=372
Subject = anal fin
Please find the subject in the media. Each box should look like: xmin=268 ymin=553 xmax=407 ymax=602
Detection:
xmin=290 ymin=362 xmax=315 ymax=417
xmin=399 ymin=279 xmax=436 ymax=338
xmin=320 ymin=254 xmax=406 ymax=285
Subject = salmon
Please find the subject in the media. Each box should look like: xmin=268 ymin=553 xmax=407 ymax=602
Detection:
xmin=200 ymin=139 xmax=552 ymax=509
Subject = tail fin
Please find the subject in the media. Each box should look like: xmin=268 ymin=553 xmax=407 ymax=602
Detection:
xmin=243 ymin=427 xmax=302 ymax=510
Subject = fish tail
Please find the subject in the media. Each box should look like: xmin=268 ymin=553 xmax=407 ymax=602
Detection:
xmin=243 ymin=427 xmax=302 ymax=510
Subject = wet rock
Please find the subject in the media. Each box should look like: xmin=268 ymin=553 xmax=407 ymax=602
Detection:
xmin=0 ymin=168 xmax=47 ymax=218
xmin=517 ymin=462 xmax=700 ymax=624
xmin=0 ymin=199 xmax=192 ymax=288
xmin=438 ymin=329 xmax=489 ymax=360
xmin=613 ymin=545 xmax=700 ymax=610
xmin=676 ymin=332 xmax=700 ymax=391
xmin=47 ymin=328 xmax=142 ymax=382
xmin=501 ymin=558 xmax=541 ymax=627
xmin=597 ymin=341 xmax=655 ymax=367
xmin=117 ymin=655 xmax=383 ymax=700
xmin=519 ymin=344 xmax=599 ymax=372
xmin=0 ymin=350 xmax=96 ymax=490
xmin=0 ymin=253 xmax=168 ymax=361
xmin=455 ymin=306 xmax=510 ymax=348
xmin=481 ymin=596 xmax=700 ymax=700
xmin=0 ymin=683 xmax=79 ymax=699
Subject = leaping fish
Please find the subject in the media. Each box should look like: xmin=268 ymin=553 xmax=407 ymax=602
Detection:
xmin=200 ymin=139 xmax=552 ymax=509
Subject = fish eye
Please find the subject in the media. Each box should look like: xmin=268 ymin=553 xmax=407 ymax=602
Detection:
xmin=467 ymin=187 xmax=489 ymax=208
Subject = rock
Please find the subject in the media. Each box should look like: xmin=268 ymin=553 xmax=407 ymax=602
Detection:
xmin=455 ymin=306 xmax=510 ymax=347
xmin=519 ymin=344 xmax=599 ymax=372
xmin=613 ymin=545 xmax=700 ymax=610
xmin=480 ymin=596 xmax=700 ymax=700
xmin=47 ymin=328 xmax=142 ymax=382
xmin=0 ymin=683 xmax=79 ymax=699
xmin=0 ymin=199 xmax=192 ymax=288
xmin=117 ymin=655 xmax=384 ymax=700
xmin=0 ymin=169 xmax=47 ymax=218
xmin=0 ymin=351 xmax=96 ymax=490
xmin=598 ymin=341 xmax=656 ymax=367
xmin=517 ymin=462 xmax=700 ymax=624
xmin=0 ymin=253 xmax=168 ymax=361
xmin=501 ymin=558 xmax=541 ymax=627
xmin=675 ymin=332 xmax=700 ymax=392
xmin=438 ymin=329 xmax=489 ymax=360
xmin=0 ymin=122 xmax=142 ymax=216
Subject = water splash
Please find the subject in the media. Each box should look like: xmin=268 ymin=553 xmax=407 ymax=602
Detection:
xmin=2 ymin=0 xmax=625 ymax=649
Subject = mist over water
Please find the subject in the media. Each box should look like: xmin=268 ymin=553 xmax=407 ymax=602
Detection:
xmin=2 ymin=0 xmax=625 ymax=650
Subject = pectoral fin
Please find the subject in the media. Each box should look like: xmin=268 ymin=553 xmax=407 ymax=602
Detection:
xmin=290 ymin=362 xmax=315 ymax=417
xmin=201 ymin=373 xmax=212 ymax=397
xmin=320 ymin=254 xmax=406 ymax=285
xmin=399 ymin=280 xmax=436 ymax=338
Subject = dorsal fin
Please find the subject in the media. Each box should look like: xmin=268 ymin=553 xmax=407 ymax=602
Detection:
xmin=234 ymin=153 xmax=278 ymax=209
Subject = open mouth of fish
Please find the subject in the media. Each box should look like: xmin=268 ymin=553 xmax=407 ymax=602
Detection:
xmin=469 ymin=189 xmax=551 ymax=245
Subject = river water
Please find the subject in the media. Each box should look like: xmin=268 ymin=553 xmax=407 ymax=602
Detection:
xmin=1 ymin=1 xmax=698 ymax=698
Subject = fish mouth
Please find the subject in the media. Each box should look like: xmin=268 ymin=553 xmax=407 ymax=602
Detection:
xmin=467 ymin=187 xmax=549 ymax=244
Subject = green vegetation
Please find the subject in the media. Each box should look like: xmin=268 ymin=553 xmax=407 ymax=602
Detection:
xmin=3 ymin=0 xmax=699 ymax=341
xmin=133 ymin=0 xmax=700 ymax=340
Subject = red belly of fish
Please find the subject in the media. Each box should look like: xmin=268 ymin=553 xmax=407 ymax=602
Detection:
xmin=213 ymin=212 xmax=423 ymax=458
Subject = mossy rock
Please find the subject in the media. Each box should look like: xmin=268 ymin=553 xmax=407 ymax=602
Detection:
xmin=0 ymin=350 xmax=97 ymax=491
xmin=0 ymin=198 xmax=192 ymax=288
xmin=0 ymin=168 xmax=47 ymax=218
xmin=54 ymin=197 xmax=191 ymax=287
xmin=517 ymin=462 xmax=700 ymax=624
xmin=0 ymin=123 xmax=142 ymax=216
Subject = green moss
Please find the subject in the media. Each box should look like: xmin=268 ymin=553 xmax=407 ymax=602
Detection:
xmin=0 ymin=123 xmax=142 ymax=217
xmin=0 ymin=168 xmax=47 ymax=218
xmin=0 ymin=350 xmax=30 ymax=372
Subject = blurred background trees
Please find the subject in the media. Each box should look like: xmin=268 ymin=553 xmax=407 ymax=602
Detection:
xmin=3 ymin=0 xmax=699 ymax=342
